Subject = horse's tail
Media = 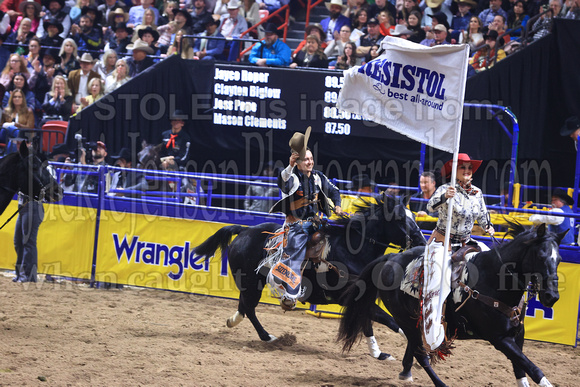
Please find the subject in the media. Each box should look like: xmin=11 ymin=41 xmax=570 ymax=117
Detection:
xmin=338 ymin=254 xmax=391 ymax=354
xmin=193 ymin=225 xmax=246 ymax=259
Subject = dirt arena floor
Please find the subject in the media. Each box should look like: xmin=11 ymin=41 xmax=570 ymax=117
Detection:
xmin=0 ymin=274 xmax=578 ymax=387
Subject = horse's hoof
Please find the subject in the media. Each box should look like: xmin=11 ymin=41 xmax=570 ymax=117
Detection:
xmin=265 ymin=334 xmax=277 ymax=342
xmin=398 ymin=328 xmax=407 ymax=340
xmin=398 ymin=372 xmax=413 ymax=382
xmin=377 ymin=352 xmax=396 ymax=361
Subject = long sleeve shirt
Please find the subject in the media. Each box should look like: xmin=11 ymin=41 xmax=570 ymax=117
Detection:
xmin=248 ymin=38 xmax=291 ymax=67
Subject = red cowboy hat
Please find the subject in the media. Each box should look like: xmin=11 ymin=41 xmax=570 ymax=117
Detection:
xmin=441 ymin=153 xmax=482 ymax=178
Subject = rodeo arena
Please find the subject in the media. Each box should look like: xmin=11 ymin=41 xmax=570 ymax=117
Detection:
xmin=1 ymin=0 xmax=580 ymax=385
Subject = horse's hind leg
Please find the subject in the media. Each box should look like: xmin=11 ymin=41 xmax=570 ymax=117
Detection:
xmin=398 ymin=340 xmax=415 ymax=381
xmin=237 ymin=279 xmax=276 ymax=342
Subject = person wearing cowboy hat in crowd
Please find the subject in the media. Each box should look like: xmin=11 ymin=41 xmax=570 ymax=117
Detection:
xmin=340 ymin=173 xmax=377 ymax=215
xmin=422 ymin=153 xmax=495 ymax=352
xmin=126 ymin=39 xmax=154 ymax=76
xmin=98 ymin=0 xmax=127 ymax=28
xmin=36 ymin=0 xmax=72 ymax=40
xmin=128 ymin=0 xmax=159 ymax=28
xmin=70 ymin=13 xmax=104 ymax=52
xmin=530 ymin=188 xmax=576 ymax=245
xmin=1 ymin=0 xmax=40 ymax=23
xmin=159 ymin=109 xmax=192 ymax=169
xmin=190 ymin=0 xmax=212 ymax=34
xmin=193 ymin=18 xmax=225 ymax=60
xmin=39 ymin=17 xmax=64 ymax=48
xmin=248 ymin=22 xmax=291 ymax=67
xmin=368 ymin=0 xmax=397 ymax=26
xmin=67 ymin=52 xmax=101 ymax=108
xmin=219 ymin=0 xmax=248 ymax=38
xmin=390 ymin=23 xmax=414 ymax=39
xmin=135 ymin=25 xmax=160 ymax=54
xmin=109 ymin=147 xmax=148 ymax=198
xmin=267 ymin=127 xmax=342 ymax=310
xmin=132 ymin=10 xmax=158 ymax=42
xmin=293 ymin=23 xmax=327 ymax=56
xmin=469 ymin=29 xmax=505 ymax=72
xmin=14 ymin=0 xmax=42 ymax=34
xmin=560 ymin=116 xmax=580 ymax=151
xmin=29 ymin=47 xmax=59 ymax=104
xmin=105 ymin=21 xmax=133 ymax=55
xmin=421 ymin=0 xmax=452 ymax=28
xmin=449 ymin=0 xmax=476 ymax=41
xmin=320 ymin=0 xmax=351 ymax=42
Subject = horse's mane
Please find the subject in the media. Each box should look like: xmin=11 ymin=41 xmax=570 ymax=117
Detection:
xmin=326 ymin=194 xmax=389 ymax=235
xmin=495 ymin=219 xmax=558 ymax=256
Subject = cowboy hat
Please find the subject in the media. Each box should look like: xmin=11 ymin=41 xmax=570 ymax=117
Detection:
xmin=391 ymin=24 xmax=414 ymax=36
xmin=428 ymin=11 xmax=450 ymax=29
xmin=552 ymin=188 xmax=574 ymax=206
xmin=425 ymin=0 xmax=445 ymax=8
xmin=441 ymin=153 xmax=482 ymax=178
xmin=127 ymin=39 xmax=154 ymax=54
xmin=483 ymin=29 xmax=499 ymax=41
xmin=432 ymin=24 xmax=447 ymax=33
xmin=19 ymin=0 xmax=41 ymax=14
xmin=227 ymin=0 xmax=241 ymax=9
xmin=112 ymin=22 xmax=133 ymax=34
xmin=173 ymin=8 xmax=193 ymax=27
xmin=108 ymin=7 xmax=129 ymax=24
xmin=305 ymin=23 xmax=327 ymax=42
xmin=263 ymin=22 xmax=280 ymax=35
xmin=560 ymin=116 xmax=580 ymax=136
xmin=79 ymin=52 xmax=95 ymax=63
xmin=170 ymin=109 xmax=187 ymax=121
xmin=138 ymin=26 xmax=160 ymax=42
xmin=48 ymin=143 xmax=72 ymax=158
xmin=81 ymin=5 xmax=102 ymax=25
xmin=289 ymin=126 xmax=311 ymax=160
xmin=325 ymin=0 xmax=346 ymax=11
xmin=43 ymin=17 xmax=64 ymax=34
xmin=111 ymin=147 xmax=133 ymax=162
xmin=454 ymin=0 xmax=478 ymax=7
xmin=42 ymin=47 xmax=61 ymax=64
xmin=347 ymin=174 xmax=376 ymax=190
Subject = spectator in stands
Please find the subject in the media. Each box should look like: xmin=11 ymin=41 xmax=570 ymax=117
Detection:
xmin=242 ymin=0 xmax=261 ymax=32
xmin=190 ymin=0 xmax=212 ymax=34
xmin=29 ymin=48 xmax=59 ymax=104
xmin=293 ymin=23 xmax=327 ymax=55
xmin=507 ymin=0 xmax=529 ymax=37
xmin=160 ymin=109 xmax=191 ymax=169
xmin=133 ymin=8 xmax=158 ymax=42
xmin=106 ymin=22 xmax=133 ymax=55
xmin=158 ymin=1 xmax=178 ymax=26
xmin=449 ymin=0 xmax=475 ymax=41
xmin=356 ymin=17 xmax=383 ymax=57
xmin=391 ymin=23 xmax=414 ymax=39
xmin=158 ymin=20 xmax=177 ymax=54
xmin=107 ymin=7 xmax=129 ymax=30
xmin=422 ymin=0 xmax=453 ymax=28
xmin=136 ymin=26 xmax=160 ymax=54
xmin=76 ymin=77 xmax=103 ymax=112
xmin=344 ymin=0 xmax=368 ymax=21
xmin=128 ymin=0 xmax=160 ymax=28
xmin=369 ymin=0 xmax=397 ymax=23
xmin=488 ymin=14 xmax=510 ymax=44
xmin=562 ymin=0 xmax=574 ymax=16
xmin=126 ymin=39 xmax=155 ymax=77
xmin=529 ymin=188 xmax=576 ymax=245
xmin=98 ymin=0 xmax=128 ymax=28
xmin=530 ymin=4 xmax=554 ymax=41
xmin=105 ymin=58 xmax=130 ymax=93
xmin=398 ymin=0 xmax=420 ymax=25
xmin=1 ymin=0 xmax=37 ymax=24
xmin=321 ymin=0 xmax=352 ymax=42
xmin=78 ymin=140 xmax=108 ymax=193
xmin=219 ymin=0 xmax=248 ymax=38
xmin=0 ymin=54 xmax=30 ymax=88
xmin=420 ymin=23 xmax=450 ymax=46
xmin=564 ymin=0 xmax=580 ymax=18
xmin=67 ymin=53 xmax=101 ymax=110
xmin=406 ymin=9 xmax=426 ymax=43
xmin=14 ymin=0 xmax=42 ymax=34
xmin=71 ymin=14 xmax=104 ymax=52
xmin=378 ymin=9 xmax=396 ymax=36
xmin=2 ymin=73 xmax=35 ymax=109
xmin=351 ymin=8 xmax=368 ymax=43
xmin=560 ymin=116 xmax=580 ymax=150
xmin=193 ymin=18 xmax=225 ymax=60
xmin=24 ymin=37 xmax=41 ymax=70
xmin=41 ymin=74 xmax=74 ymax=121
xmin=36 ymin=0 xmax=72 ymax=39
xmin=167 ymin=28 xmax=194 ymax=58
xmin=70 ymin=0 xmax=94 ymax=25
xmin=244 ymin=161 xmax=278 ymax=212
xmin=335 ymin=41 xmax=360 ymax=69
xmin=0 ymin=11 xmax=9 ymax=38
xmin=213 ymin=0 xmax=230 ymax=19
xmin=248 ymin=22 xmax=291 ymax=67
xmin=459 ymin=15 xmax=483 ymax=52
xmin=479 ymin=0 xmax=508 ymax=27
xmin=470 ymin=29 xmax=505 ymax=72
xmin=6 ymin=17 xmax=35 ymax=55
xmin=362 ymin=43 xmax=379 ymax=63
xmin=40 ymin=18 xmax=64 ymax=48
xmin=93 ymin=49 xmax=117 ymax=79
xmin=109 ymin=147 xmax=148 ymax=197
xmin=290 ymin=34 xmax=329 ymax=69
xmin=0 ymin=89 xmax=34 ymax=152
xmin=324 ymin=24 xmax=351 ymax=59
xmin=258 ymin=0 xmax=289 ymax=15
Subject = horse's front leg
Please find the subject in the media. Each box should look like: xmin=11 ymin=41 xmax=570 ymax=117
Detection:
xmin=363 ymin=315 xmax=395 ymax=361
xmin=491 ymin=336 xmax=552 ymax=386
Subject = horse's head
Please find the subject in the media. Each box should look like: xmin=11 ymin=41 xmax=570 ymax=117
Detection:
xmin=137 ymin=141 xmax=163 ymax=170
xmin=521 ymin=224 xmax=564 ymax=307
xmin=16 ymin=141 xmax=63 ymax=202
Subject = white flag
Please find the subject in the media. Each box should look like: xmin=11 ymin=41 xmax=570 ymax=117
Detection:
xmin=336 ymin=37 xmax=470 ymax=153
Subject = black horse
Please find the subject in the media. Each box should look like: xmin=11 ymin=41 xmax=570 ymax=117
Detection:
xmin=338 ymin=223 xmax=564 ymax=386
xmin=0 ymin=141 xmax=62 ymax=216
xmin=193 ymin=193 xmax=426 ymax=359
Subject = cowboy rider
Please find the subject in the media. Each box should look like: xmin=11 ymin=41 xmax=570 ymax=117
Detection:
xmin=268 ymin=127 xmax=342 ymax=310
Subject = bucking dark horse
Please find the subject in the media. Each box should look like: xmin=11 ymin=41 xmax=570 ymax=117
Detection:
xmin=0 ymin=141 xmax=63 ymax=216
xmin=193 ymin=193 xmax=426 ymax=360
xmin=339 ymin=223 xmax=564 ymax=386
